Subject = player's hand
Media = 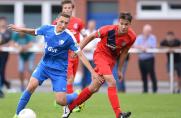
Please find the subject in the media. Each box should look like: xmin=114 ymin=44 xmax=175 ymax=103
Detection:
xmin=8 ymin=24 xmax=21 ymax=32
xmin=20 ymin=46 xmax=26 ymax=52
xmin=70 ymin=51 xmax=77 ymax=58
xmin=91 ymin=71 xmax=104 ymax=84
xmin=118 ymin=70 xmax=123 ymax=80
xmin=71 ymin=52 xmax=77 ymax=58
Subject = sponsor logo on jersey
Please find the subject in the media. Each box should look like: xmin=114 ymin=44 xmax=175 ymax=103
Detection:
xmin=45 ymin=42 xmax=58 ymax=53
xmin=106 ymin=44 xmax=116 ymax=50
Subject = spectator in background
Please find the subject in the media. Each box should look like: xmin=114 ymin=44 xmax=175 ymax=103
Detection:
xmin=0 ymin=17 xmax=12 ymax=97
xmin=134 ymin=24 xmax=158 ymax=93
xmin=12 ymin=29 xmax=35 ymax=92
xmin=113 ymin=54 xmax=130 ymax=92
xmin=81 ymin=20 xmax=99 ymax=89
xmin=160 ymin=31 xmax=181 ymax=93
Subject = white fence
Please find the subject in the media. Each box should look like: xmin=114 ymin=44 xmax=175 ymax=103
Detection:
xmin=1 ymin=46 xmax=181 ymax=93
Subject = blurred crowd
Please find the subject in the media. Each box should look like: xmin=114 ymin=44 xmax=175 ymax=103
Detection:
xmin=0 ymin=15 xmax=181 ymax=98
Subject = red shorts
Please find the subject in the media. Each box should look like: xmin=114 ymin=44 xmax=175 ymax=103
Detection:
xmin=93 ymin=51 xmax=116 ymax=75
xmin=67 ymin=52 xmax=79 ymax=77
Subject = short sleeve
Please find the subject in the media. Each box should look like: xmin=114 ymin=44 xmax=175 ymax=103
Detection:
xmin=95 ymin=26 xmax=108 ymax=38
xmin=0 ymin=30 xmax=12 ymax=45
xmin=160 ymin=40 xmax=167 ymax=46
xmin=78 ymin=20 xmax=84 ymax=32
xmin=26 ymin=34 xmax=35 ymax=42
xmin=134 ymin=35 xmax=142 ymax=46
xmin=35 ymin=25 xmax=49 ymax=36
xmin=127 ymin=29 xmax=136 ymax=47
xmin=69 ymin=35 xmax=80 ymax=53
xmin=175 ymin=39 xmax=181 ymax=46
xmin=12 ymin=32 xmax=18 ymax=42
xmin=150 ymin=35 xmax=157 ymax=48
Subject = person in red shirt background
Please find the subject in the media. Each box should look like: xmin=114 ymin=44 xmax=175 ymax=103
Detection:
xmin=62 ymin=12 xmax=136 ymax=118
xmin=52 ymin=0 xmax=86 ymax=94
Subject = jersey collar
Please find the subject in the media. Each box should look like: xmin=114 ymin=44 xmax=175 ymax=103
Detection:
xmin=54 ymin=25 xmax=64 ymax=35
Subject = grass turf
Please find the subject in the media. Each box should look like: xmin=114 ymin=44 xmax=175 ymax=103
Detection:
xmin=0 ymin=93 xmax=181 ymax=118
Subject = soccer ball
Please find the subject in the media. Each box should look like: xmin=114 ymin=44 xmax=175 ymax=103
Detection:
xmin=18 ymin=108 xmax=36 ymax=118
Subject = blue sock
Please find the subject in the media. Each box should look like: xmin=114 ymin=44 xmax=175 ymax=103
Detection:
xmin=16 ymin=90 xmax=32 ymax=115
xmin=66 ymin=92 xmax=78 ymax=104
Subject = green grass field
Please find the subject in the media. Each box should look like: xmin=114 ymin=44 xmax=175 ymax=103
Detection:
xmin=0 ymin=93 xmax=181 ymax=118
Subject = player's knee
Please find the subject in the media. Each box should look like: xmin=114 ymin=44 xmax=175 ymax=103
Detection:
xmin=88 ymin=83 xmax=100 ymax=93
xmin=26 ymin=84 xmax=37 ymax=93
xmin=56 ymin=98 xmax=66 ymax=106
xmin=67 ymin=76 xmax=74 ymax=84
xmin=108 ymin=79 xmax=116 ymax=87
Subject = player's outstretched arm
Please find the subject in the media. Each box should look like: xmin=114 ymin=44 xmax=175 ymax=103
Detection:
xmin=77 ymin=51 xmax=104 ymax=84
xmin=8 ymin=24 xmax=36 ymax=36
xmin=117 ymin=46 xmax=130 ymax=80
xmin=79 ymin=33 xmax=96 ymax=50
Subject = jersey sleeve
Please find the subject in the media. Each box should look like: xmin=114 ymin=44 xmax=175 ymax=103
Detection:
xmin=26 ymin=34 xmax=35 ymax=43
xmin=35 ymin=25 xmax=49 ymax=36
xmin=69 ymin=38 xmax=81 ymax=53
xmin=127 ymin=28 xmax=136 ymax=47
xmin=78 ymin=20 xmax=84 ymax=32
xmin=160 ymin=40 xmax=167 ymax=46
xmin=0 ymin=30 xmax=12 ymax=45
xmin=175 ymin=39 xmax=181 ymax=46
xmin=12 ymin=32 xmax=18 ymax=42
xmin=95 ymin=26 xmax=107 ymax=38
xmin=128 ymin=36 xmax=136 ymax=47
xmin=150 ymin=35 xmax=157 ymax=48
xmin=68 ymin=31 xmax=81 ymax=53
xmin=134 ymin=35 xmax=142 ymax=46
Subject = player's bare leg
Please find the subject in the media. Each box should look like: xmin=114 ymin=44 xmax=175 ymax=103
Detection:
xmin=62 ymin=77 xmax=103 ymax=118
xmin=19 ymin=72 xmax=25 ymax=92
xmin=55 ymin=92 xmax=67 ymax=106
xmin=14 ymin=77 xmax=39 ymax=117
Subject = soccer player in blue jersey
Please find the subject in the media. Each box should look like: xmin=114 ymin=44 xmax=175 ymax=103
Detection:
xmin=8 ymin=13 xmax=102 ymax=118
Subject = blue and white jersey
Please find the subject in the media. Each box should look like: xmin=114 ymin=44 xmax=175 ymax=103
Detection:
xmin=35 ymin=25 xmax=80 ymax=72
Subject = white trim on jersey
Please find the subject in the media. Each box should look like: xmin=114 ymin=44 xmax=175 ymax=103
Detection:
xmin=65 ymin=29 xmax=81 ymax=53
xmin=35 ymin=29 xmax=38 ymax=35
xmin=65 ymin=29 xmax=77 ymax=43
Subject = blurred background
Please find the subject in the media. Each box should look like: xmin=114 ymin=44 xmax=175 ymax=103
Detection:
xmin=0 ymin=0 xmax=181 ymax=94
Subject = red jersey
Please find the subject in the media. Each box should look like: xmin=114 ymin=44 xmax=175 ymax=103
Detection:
xmin=94 ymin=25 xmax=136 ymax=59
xmin=52 ymin=16 xmax=84 ymax=43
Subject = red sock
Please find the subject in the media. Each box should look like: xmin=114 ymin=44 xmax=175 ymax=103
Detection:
xmin=108 ymin=87 xmax=121 ymax=118
xmin=67 ymin=84 xmax=73 ymax=94
xmin=68 ymin=87 xmax=92 ymax=110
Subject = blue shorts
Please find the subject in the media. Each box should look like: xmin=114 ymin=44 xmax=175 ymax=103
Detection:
xmin=32 ymin=64 xmax=67 ymax=92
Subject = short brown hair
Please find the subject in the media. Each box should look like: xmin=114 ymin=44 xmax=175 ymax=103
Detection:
xmin=119 ymin=12 xmax=132 ymax=23
xmin=59 ymin=12 xmax=71 ymax=18
xmin=167 ymin=31 xmax=174 ymax=36
xmin=61 ymin=0 xmax=74 ymax=8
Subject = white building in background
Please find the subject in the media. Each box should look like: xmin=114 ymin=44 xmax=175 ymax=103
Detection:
xmin=0 ymin=0 xmax=62 ymax=28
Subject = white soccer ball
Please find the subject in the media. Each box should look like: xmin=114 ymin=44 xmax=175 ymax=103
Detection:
xmin=18 ymin=108 xmax=36 ymax=118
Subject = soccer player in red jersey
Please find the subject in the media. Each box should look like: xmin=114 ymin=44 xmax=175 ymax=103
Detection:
xmin=62 ymin=12 xmax=136 ymax=118
xmin=52 ymin=0 xmax=85 ymax=94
